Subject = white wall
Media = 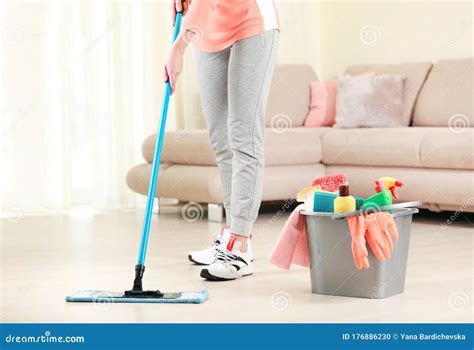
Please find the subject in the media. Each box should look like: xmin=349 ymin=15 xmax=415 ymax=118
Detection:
xmin=319 ymin=1 xmax=473 ymax=78
xmin=276 ymin=1 xmax=324 ymax=77
xmin=176 ymin=0 xmax=473 ymax=128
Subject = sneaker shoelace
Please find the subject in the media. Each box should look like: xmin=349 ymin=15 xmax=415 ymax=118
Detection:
xmin=214 ymin=247 xmax=237 ymax=264
xmin=211 ymin=236 xmax=222 ymax=250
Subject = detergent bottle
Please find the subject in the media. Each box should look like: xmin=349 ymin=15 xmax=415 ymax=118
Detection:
xmin=334 ymin=184 xmax=356 ymax=213
xmin=362 ymin=177 xmax=404 ymax=210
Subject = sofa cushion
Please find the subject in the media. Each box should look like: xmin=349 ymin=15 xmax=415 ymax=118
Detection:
xmin=420 ymin=128 xmax=474 ymax=170
xmin=142 ymin=127 xmax=329 ymax=166
xmin=322 ymin=127 xmax=474 ymax=170
xmin=126 ymin=163 xmax=325 ymax=203
xmin=345 ymin=61 xmax=432 ymax=126
xmin=265 ymin=64 xmax=318 ymax=127
xmin=413 ymin=57 xmax=473 ymax=127
xmin=322 ymin=128 xmax=426 ymax=167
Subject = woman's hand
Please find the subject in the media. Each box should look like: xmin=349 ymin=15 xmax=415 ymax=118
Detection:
xmin=171 ymin=0 xmax=191 ymax=23
xmin=166 ymin=1 xmax=191 ymax=94
xmin=163 ymin=44 xmax=184 ymax=95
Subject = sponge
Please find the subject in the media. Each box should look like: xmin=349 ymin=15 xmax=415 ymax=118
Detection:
xmin=311 ymin=173 xmax=347 ymax=192
xmin=313 ymin=192 xmax=364 ymax=213
xmin=313 ymin=191 xmax=338 ymax=212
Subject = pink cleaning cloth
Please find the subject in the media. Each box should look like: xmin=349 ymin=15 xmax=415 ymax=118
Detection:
xmin=269 ymin=204 xmax=310 ymax=269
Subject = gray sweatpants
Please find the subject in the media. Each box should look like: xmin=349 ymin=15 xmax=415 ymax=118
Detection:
xmin=196 ymin=30 xmax=279 ymax=237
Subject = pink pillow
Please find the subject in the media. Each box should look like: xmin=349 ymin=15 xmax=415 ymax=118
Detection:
xmin=304 ymin=80 xmax=338 ymax=127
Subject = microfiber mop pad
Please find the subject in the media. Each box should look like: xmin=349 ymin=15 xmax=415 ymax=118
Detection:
xmin=66 ymin=290 xmax=208 ymax=304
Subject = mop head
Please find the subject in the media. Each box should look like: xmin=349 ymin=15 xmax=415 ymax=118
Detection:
xmin=66 ymin=290 xmax=208 ymax=304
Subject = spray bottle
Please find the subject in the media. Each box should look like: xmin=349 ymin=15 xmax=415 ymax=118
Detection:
xmin=362 ymin=177 xmax=404 ymax=210
xmin=378 ymin=176 xmax=404 ymax=199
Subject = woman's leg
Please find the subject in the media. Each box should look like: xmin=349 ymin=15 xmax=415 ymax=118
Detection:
xmin=195 ymin=48 xmax=233 ymax=226
xmin=227 ymin=30 xmax=279 ymax=242
xmin=198 ymin=31 xmax=278 ymax=280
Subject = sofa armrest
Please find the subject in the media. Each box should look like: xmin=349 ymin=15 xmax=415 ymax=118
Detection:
xmin=142 ymin=129 xmax=216 ymax=166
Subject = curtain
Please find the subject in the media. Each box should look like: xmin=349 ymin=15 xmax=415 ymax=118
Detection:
xmin=1 ymin=0 xmax=176 ymax=215
xmin=1 ymin=0 xmax=324 ymax=216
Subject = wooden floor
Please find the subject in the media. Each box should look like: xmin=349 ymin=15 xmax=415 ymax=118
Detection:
xmin=1 ymin=207 xmax=472 ymax=323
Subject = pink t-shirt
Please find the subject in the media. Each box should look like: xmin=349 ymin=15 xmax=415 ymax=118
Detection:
xmin=182 ymin=0 xmax=280 ymax=52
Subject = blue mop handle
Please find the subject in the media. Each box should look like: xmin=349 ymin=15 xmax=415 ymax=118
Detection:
xmin=137 ymin=12 xmax=183 ymax=265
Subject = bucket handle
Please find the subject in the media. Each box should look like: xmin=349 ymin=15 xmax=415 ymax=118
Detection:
xmin=391 ymin=207 xmax=419 ymax=218
xmin=330 ymin=200 xmax=423 ymax=220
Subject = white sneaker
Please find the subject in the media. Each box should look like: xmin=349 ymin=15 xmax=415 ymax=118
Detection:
xmin=188 ymin=229 xmax=254 ymax=265
xmin=200 ymin=236 xmax=253 ymax=281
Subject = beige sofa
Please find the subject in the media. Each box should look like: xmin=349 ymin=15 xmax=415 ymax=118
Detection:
xmin=127 ymin=57 xmax=474 ymax=219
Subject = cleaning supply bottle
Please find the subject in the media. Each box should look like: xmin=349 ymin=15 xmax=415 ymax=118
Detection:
xmin=378 ymin=176 xmax=404 ymax=199
xmin=334 ymin=184 xmax=356 ymax=213
xmin=362 ymin=177 xmax=403 ymax=210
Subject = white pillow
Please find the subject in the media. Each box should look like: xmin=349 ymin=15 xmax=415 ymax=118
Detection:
xmin=334 ymin=74 xmax=405 ymax=128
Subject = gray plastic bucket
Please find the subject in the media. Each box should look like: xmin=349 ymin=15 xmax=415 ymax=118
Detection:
xmin=302 ymin=204 xmax=418 ymax=299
